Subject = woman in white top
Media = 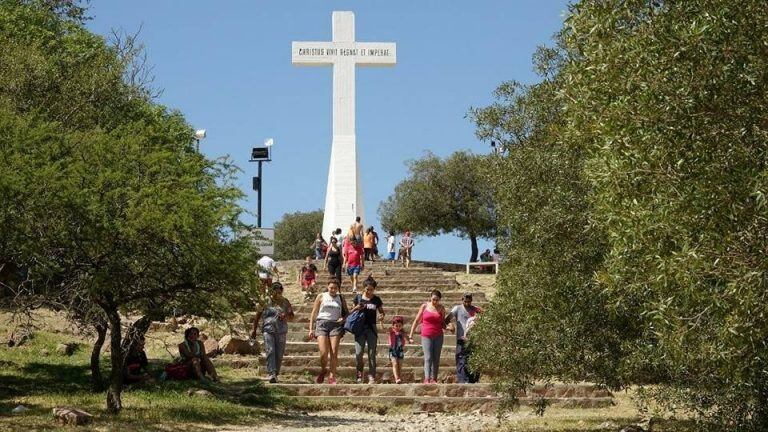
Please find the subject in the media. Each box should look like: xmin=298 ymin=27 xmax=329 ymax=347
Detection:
xmin=308 ymin=280 xmax=349 ymax=384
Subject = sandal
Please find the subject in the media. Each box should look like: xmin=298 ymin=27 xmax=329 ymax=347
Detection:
xmin=328 ymin=376 xmax=337 ymax=385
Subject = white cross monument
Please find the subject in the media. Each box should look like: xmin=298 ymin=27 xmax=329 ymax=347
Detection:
xmin=292 ymin=11 xmax=396 ymax=240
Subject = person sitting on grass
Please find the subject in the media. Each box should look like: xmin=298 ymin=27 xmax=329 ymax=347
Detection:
xmin=178 ymin=327 xmax=219 ymax=382
xmin=124 ymin=336 xmax=154 ymax=384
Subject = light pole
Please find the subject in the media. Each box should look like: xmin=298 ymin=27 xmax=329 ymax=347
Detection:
xmin=194 ymin=129 xmax=206 ymax=151
xmin=250 ymin=138 xmax=274 ymax=228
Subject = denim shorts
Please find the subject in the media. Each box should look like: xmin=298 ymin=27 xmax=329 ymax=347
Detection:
xmin=347 ymin=265 xmax=361 ymax=276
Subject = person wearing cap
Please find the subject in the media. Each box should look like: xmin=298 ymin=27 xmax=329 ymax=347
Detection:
xmin=445 ymin=293 xmax=484 ymax=383
xmin=252 ymin=282 xmax=294 ymax=383
xmin=399 ymin=231 xmax=415 ymax=268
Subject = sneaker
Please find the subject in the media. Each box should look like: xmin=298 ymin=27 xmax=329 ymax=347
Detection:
xmin=315 ymin=372 xmax=325 ymax=384
xmin=423 ymin=379 xmax=431 ymax=384
xmin=368 ymin=375 xmax=376 ymax=385
xmin=429 ymin=379 xmax=437 ymax=384
xmin=328 ymin=376 xmax=337 ymax=385
xmin=268 ymin=376 xmax=277 ymax=384
xmin=395 ymin=378 xmax=402 ymax=384
xmin=356 ymin=372 xmax=363 ymax=384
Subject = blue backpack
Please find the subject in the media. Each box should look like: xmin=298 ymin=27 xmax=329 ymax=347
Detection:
xmin=343 ymin=295 xmax=366 ymax=335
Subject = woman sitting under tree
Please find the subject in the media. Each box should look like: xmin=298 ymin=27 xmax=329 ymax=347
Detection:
xmin=178 ymin=327 xmax=219 ymax=382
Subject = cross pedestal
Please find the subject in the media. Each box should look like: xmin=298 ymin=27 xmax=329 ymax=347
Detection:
xmin=292 ymin=11 xmax=396 ymax=239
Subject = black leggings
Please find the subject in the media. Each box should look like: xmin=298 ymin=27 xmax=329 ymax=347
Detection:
xmin=328 ymin=261 xmax=342 ymax=284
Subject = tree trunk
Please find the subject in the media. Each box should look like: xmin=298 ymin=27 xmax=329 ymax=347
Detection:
xmin=121 ymin=314 xmax=154 ymax=354
xmin=90 ymin=319 xmax=108 ymax=392
xmin=469 ymin=234 xmax=479 ymax=262
xmin=105 ymin=308 xmax=123 ymax=414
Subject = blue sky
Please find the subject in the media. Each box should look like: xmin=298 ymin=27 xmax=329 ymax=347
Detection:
xmin=86 ymin=1 xmax=570 ymax=263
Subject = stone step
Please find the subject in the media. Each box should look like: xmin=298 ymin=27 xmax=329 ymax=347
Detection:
xmin=313 ymin=285 xmax=460 ymax=293
xmin=283 ymin=331 xmax=459 ymax=345
xmin=312 ymin=266 xmax=437 ymax=273
xmin=256 ymin=354 xmax=456 ymax=368
xmin=292 ymin=306 xmax=484 ymax=317
xmin=246 ymin=365 xmax=459 ymax=382
xmin=335 ymin=291 xmax=488 ymax=302
xmin=267 ymin=383 xmax=613 ymax=412
xmin=286 ymin=395 xmax=611 ymax=412
xmin=315 ymin=273 xmax=453 ymax=279
xmin=315 ymin=274 xmax=455 ymax=281
xmin=292 ymin=316 xmax=428 ymax=325
xmin=286 ymin=321 xmax=457 ymax=334
xmin=268 ymin=382 xmax=610 ymax=400
xmin=282 ymin=395 xmax=500 ymax=413
xmin=272 ymin=383 xmax=498 ymax=398
xmin=279 ymin=341 xmax=457 ymax=355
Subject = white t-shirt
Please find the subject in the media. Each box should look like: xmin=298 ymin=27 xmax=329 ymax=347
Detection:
xmin=257 ymin=256 xmax=276 ymax=279
xmin=387 ymin=235 xmax=396 ymax=253
xmin=316 ymin=292 xmax=343 ymax=321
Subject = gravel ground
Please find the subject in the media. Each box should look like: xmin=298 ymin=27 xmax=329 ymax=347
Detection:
xmin=213 ymin=410 xmax=505 ymax=432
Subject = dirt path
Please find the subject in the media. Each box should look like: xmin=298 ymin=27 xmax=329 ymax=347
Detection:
xmin=212 ymin=410 xmax=503 ymax=432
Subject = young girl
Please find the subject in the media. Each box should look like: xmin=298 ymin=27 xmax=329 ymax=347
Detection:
xmin=299 ymin=256 xmax=318 ymax=301
xmin=388 ymin=315 xmax=407 ymax=384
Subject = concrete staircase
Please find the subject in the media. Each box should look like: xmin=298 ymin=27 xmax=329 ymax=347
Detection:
xmin=218 ymin=261 xmax=613 ymax=412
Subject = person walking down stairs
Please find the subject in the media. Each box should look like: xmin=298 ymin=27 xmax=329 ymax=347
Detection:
xmin=352 ymin=277 xmax=385 ymax=384
xmin=363 ymin=227 xmax=375 ymax=263
xmin=323 ymin=237 xmax=342 ymax=285
xmin=386 ymin=231 xmax=397 ymax=267
xmin=388 ymin=315 xmax=407 ymax=384
xmin=343 ymin=235 xmax=365 ymax=292
xmin=409 ymin=289 xmax=447 ymax=384
xmin=308 ymin=280 xmax=349 ymax=385
xmin=252 ymin=282 xmax=294 ymax=383
xmin=399 ymin=231 xmax=415 ymax=268
xmin=446 ymin=293 xmax=483 ymax=384
xmin=299 ymin=256 xmax=318 ymax=301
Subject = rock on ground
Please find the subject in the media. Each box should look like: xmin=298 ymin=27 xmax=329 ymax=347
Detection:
xmin=219 ymin=335 xmax=258 ymax=355
xmin=55 ymin=342 xmax=76 ymax=355
xmin=53 ymin=407 xmax=93 ymax=426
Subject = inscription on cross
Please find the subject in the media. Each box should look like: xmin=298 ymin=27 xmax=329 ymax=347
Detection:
xmin=291 ymin=11 xmax=396 ymax=239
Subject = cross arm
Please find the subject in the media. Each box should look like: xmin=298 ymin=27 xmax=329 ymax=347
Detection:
xmin=292 ymin=42 xmax=336 ymax=66
xmin=355 ymin=42 xmax=397 ymax=67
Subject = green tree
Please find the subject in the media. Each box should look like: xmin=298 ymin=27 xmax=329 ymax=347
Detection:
xmin=468 ymin=46 xmax=632 ymax=408
xmin=378 ymin=151 xmax=495 ymax=262
xmin=560 ymin=1 xmax=768 ymax=429
xmin=0 ymin=1 xmax=259 ymax=413
xmin=472 ymin=1 xmax=768 ymax=429
xmin=273 ymin=210 xmax=323 ymax=260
